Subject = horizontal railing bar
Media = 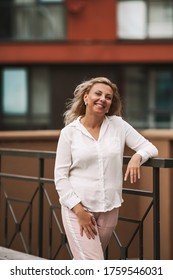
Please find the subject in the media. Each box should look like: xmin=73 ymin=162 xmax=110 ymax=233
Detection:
xmin=123 ymin=188 xmax=153 ymax=197
xmin=0 ymin=172 xmax=54 ymax=184
xmin=123 ymin=156 xmax=173 ymax=168
xmin=0 ymin=148 xmax=55 ymax=159
xmin=119 ymin=217 xmax=141 ymax=224
xmin=0 ymin=172 xmax=154 ymax=197
xmin=7 ymin=197 xmax=31 ymax=204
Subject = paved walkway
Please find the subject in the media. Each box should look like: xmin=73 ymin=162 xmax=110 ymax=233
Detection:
xmin=0 ymin=246 xmax=44 ymax=260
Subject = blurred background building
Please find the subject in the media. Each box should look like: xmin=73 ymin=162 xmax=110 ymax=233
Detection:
xmin=0 ymin=0 xmax=173 ymax=131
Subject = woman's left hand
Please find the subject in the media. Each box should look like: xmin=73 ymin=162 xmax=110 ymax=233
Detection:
xmin=124 ymin=153 xmax=142 ymax=183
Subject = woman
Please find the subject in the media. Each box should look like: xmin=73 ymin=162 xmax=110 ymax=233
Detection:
xmin=54 ymin=77 xmax=158 ymax=260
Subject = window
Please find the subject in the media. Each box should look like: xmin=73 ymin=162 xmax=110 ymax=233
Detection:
xmin=123 ymin=67 xmax=148 ymax=127
xmin=2 ymin=69 xmax=28 ymax=115
xmin=1 ymin=67 xmax=51 ymax=129
xmin=118 ymin=1 xmax=147 ymax=39
xmin=30 ymin=67 xmax=51 ymax=125
xmin=0 ymin=0 xmax=66 ymax=41
xmin=148 ymin=70 xmax=173 ymax=128
xmin=148 ymin=1 xmax=173 ymax=38
xmin=122 ymin=66 xmax=173 ymax=128
xmin=117 ymin=0 xmax=173 ymax=39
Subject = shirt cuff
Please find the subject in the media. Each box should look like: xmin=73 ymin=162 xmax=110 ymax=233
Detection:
xmin=60 ymin=194 xmax=81 ymax=210
xmin=136 ymin=150 xmax=149 ymax=165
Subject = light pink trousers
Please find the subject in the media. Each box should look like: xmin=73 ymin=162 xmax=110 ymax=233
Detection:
xmin=61 ymin=207 xmax=119 ymax=260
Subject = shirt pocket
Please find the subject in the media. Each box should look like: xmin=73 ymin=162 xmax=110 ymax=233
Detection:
xmin=104 ymin=136 xmax=121 ymax=156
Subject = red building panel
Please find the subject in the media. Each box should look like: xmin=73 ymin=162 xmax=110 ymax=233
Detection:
xmin=0 ymin=42 xmax=173 ymax=64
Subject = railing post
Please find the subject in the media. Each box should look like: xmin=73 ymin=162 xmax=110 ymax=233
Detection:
xmin=153 ymin=167 xmax=160 ymax=260
xmin=120 ymin=247 xmax=128 ymax=259
xmin=139 ymin=223 xmax=143 ymax=260
xmin=38 ymin=158 xmax=44 ymax=257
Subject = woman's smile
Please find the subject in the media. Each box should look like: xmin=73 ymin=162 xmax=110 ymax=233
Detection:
xmin=95 ymin=102 xmax=106 ymax=109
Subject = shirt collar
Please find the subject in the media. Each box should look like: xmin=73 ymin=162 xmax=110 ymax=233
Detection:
xmin=74 ymin=116 xmax=110 ymax=141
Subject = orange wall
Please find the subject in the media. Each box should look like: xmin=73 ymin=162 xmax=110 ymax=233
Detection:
xmin=0 ymin=43 xmax=173 ymax=64
xmin=67 ymin=0 xmax=116 ymax=40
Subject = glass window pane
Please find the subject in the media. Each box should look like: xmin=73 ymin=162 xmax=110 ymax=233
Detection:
xmin=155 ymin=114 xmax=170 ymax=124
xmin=148 ymin=0 xmax=173 ymax=38
xmin=148 ymin=69 xmax=173 ymax=128
xmin=0 ymin=1 xmax=12 ymax=38
xmin=117 ymin=1 xmax=147 ymax=39
xmin=0 ymin=0 xmax=66 ymax=40
xmin=155 ymin=71 xmax=172 ymax=109
xmin=15 ymin=0 xmax=35 ymax=4
xmin=155 ymin=71 xmax=173 ymax=128
xmin=31 ymin=67 xmax=50 ymax=115
xmin=14 ymin=4 xmax=66 ymax=40
xmin=123 ymin=67 xmax=148 ymax=128
xmin=2 ymin=69 xmax=28 ymax=114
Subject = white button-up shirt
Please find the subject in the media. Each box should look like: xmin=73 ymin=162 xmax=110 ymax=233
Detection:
xmin=54 ymin=116 xmax=158 ymax=212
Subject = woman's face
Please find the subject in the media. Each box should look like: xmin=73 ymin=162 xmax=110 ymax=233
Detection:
xmin=84 ymin=83 xmax=113 ymax=116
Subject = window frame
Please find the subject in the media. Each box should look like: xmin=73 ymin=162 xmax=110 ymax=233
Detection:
xmin=2 ymin=68 xmax=28 ymax=116
xmin=0 ymin=0 xmax=66 ymax=42
xmin=117 ymin=0 xmax=173 ymax=41
xmin=0 ymin=66 xmax=52 ymax=130
xmin=121 ymin=65 xmax=173 ymax=129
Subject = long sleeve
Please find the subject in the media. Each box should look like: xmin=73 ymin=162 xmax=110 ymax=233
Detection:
xmin=54 ymin=128 xmax=81 ymax=209
xmin=123 ymin=120 xmax=158 ymax=164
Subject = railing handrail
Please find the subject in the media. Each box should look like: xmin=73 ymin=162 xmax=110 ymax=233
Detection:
xmin=0 ymin=147 xmax=173 ymax=168
xmin=0 ymin=148 xmax=55 ymax=159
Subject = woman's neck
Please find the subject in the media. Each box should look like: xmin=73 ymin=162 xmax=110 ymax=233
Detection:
xmin=81 ymin=114 xmax=104 ymax=129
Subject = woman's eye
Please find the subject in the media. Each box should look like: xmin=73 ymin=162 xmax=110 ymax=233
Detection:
xmin=95 ymin=92 xmax=112 ymax=100
xmin=106 ymin=96 xmax=112 ymax=100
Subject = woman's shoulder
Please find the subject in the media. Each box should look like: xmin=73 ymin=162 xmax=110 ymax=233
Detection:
xmin=107 ymin=115 xmax=124 ymax=124
xmin=108 ymin=115 xmax=122 ymax=120
xmin=108 ymin=115 xmax=131 ymax=125
xmin=60 ymin=119 xmax=78 ymax=135
xmin=107 ymin=115 xmax=132 ymax=131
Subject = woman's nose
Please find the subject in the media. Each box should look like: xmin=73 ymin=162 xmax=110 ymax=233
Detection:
xmin=100 ymin=95 xmax=106 ymax=101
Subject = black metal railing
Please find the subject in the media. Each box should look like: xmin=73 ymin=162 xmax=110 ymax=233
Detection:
xmin=0 ymin=148 xmax=173 ymax=260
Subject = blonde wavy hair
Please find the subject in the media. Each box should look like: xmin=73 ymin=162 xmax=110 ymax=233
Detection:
xmin=63 ymin=77 xmax=122 ymax=126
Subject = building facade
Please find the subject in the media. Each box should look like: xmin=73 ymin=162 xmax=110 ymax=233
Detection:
xmin=0 ymin=0 xmax=173 ymax=131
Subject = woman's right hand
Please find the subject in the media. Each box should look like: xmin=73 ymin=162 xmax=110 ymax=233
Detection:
xmin=72 ymin=203 xmax=97 ymax=239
